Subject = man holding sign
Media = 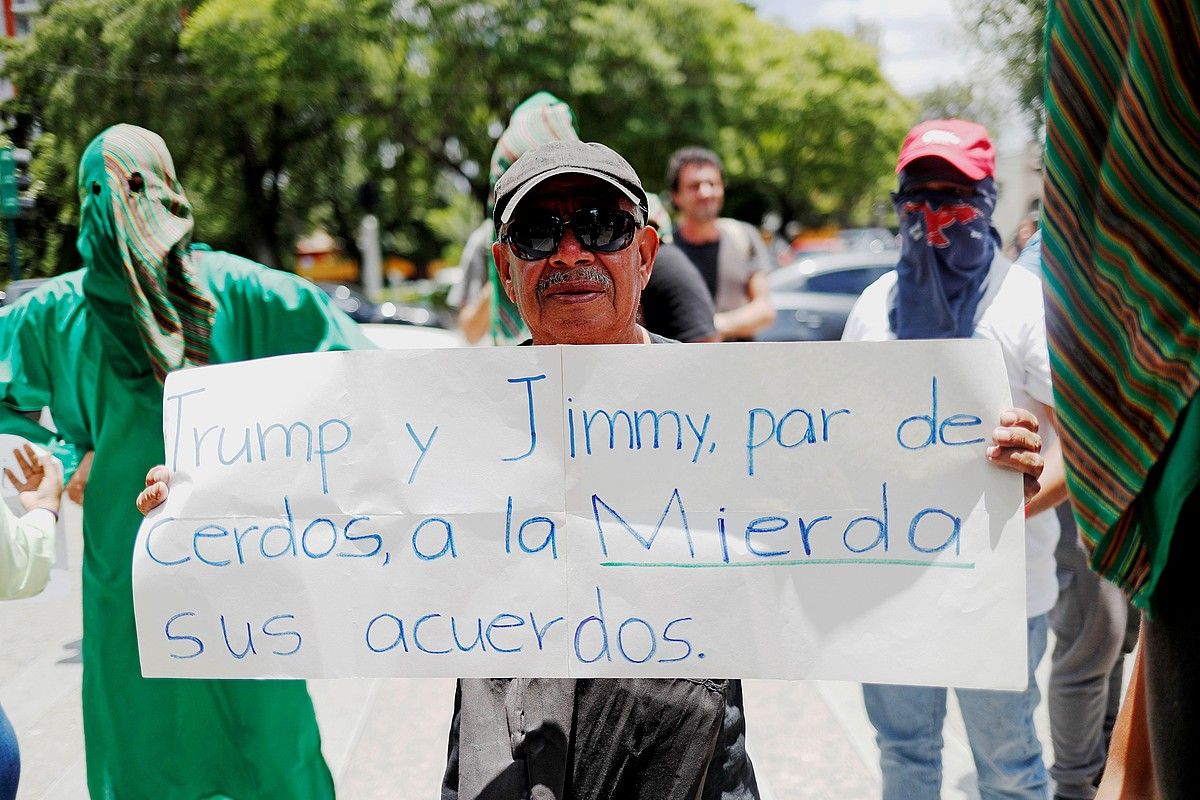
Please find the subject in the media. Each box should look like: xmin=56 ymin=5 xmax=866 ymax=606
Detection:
xmin=451 ymin=140 xmax=766 ymax=800
xmin=843 ymin=120 xmax=1065 ymax=800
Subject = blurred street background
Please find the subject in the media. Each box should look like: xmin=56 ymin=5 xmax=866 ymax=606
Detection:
xmin=0 ymin=0 xmax=1046 ymax=340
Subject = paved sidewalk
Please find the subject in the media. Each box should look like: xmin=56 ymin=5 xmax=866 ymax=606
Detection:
xmin=2 ymin=510 xmax=1064 ymax=799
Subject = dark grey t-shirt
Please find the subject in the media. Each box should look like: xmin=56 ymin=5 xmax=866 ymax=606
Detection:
xmin=673 ymin=234 xmax=721 ymax=302
xmin=641 ymin=242 xmax=717 ymax=342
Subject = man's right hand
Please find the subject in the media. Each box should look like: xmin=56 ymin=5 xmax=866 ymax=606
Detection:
xmin=136 ymin=464 xmax=171 ymax=516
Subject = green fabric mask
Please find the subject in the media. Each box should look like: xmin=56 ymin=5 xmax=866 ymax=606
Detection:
xmin=77 ymin=124 xmax=215 ymax=380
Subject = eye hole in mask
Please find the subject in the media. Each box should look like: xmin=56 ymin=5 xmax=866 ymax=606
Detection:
xmin=128 ymin=173 xmax=145 ymax=193
xmin=91 ymin=182 xmax=101 ymax=196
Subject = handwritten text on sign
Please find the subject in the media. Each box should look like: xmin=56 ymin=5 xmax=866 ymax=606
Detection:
xmin=132 ymin=341 xmax=1026 ymax=689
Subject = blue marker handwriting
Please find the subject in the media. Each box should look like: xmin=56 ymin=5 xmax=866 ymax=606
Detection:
xmin=591 ymin=483 xmax=965 ymax=565
xmin=745 ymin=405 xmax=851 ymax=477
xmin=144 ymin=495 xmax=458 ymax=569
xmin=404 ymin=422 xmax=439 ymax=484
xmin=896 ymin=376 xmax=985 ymax=450
xmin=364 ymin=608 xmax=565 ymax=656
xmin=164 ymin=610 xmax=304 ymax=660
xmin=566 ymin=399 xmax=715 ymax=464
xmin=503 ymin=374 xmax=548 ymax=462
xmin=166 ymin=387 xmax=352 ymax=495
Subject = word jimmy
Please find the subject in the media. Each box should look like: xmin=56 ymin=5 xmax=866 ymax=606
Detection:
xmin=501 ymin=373 xmax=716 ymax=464
xmin=568 ymin=400 xmax=714 ymax=463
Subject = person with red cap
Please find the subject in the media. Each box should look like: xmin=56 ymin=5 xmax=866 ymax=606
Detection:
xmin=842 ymin=119 xmax=1067 ymax=800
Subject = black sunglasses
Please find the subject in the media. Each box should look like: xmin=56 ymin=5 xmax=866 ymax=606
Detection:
xmin=892 ymin=184 xmax=980 ymax=204
xmin=502 ymin=207 xmax=641 ymax=261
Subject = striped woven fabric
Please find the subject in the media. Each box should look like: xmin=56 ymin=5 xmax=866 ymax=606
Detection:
xmin=78 ymin=124 xmax=215 ymax=381
xmin=487 ymin=92 xmax=580 ymax=344
xmin=1041 ymin=0 xmax=1200 ymax=609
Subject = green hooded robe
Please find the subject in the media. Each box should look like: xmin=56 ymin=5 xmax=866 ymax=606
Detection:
xmin=0 ymin=125 xmax=371 ymax=798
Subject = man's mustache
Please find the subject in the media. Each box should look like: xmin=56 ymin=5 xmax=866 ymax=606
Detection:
xmin=535 ymin=267 xmax=613 ymax=294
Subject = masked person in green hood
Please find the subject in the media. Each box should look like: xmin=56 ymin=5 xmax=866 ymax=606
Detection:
xmin=449 ymin=92 xmax=581 ymax=345
xmin=0 ymin=124 xmax=371 ymax=798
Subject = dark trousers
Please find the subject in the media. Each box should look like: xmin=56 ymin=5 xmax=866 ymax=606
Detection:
xmin=1143 ymin=489 xmax=1199 ymax=800
xmin=441 ymin=678 xmax=758 ymax=800
xmin=0 ymin=703 xmax=17 ymax=800
xmin=1048 ymin=505 xmax=1138 ymax=799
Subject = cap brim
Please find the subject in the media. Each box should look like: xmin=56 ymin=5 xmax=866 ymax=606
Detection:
xmin=499 ymin=166 xmax=645 ymax=224
xmin=896 ymin=146 xmax=989 ymax=180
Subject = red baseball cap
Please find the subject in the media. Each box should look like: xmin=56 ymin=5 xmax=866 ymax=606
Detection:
xmin=896 ymin=119 xmax=995 ymax=180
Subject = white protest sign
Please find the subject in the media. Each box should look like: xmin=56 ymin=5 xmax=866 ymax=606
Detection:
xmin=133 ymin=341 xmax=1026 ymax=689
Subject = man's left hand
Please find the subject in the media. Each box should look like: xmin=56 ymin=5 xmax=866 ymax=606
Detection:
xmin=986 ymin=407 xmax=1044 ymax=503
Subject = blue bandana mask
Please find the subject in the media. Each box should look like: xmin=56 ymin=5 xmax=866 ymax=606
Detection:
xmin=889 ymin=176 xmax=1000 ymax=339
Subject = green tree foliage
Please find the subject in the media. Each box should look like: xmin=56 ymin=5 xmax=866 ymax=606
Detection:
xmin=4 ymin=0 xmax=385 ymax=270
xmin=3 ymin=0 xmax=915 ymax=276
xmin=961 ymin=0 xmax=1046 ymax=130
xmin=915 ymin=80 xmax=1005 ymax=135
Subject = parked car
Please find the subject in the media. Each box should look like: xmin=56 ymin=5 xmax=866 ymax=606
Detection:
xmin=758 ymin=251 xmax=896 ymax=342
xmin=838 ymin=227 xmax=898 ymax=253
xmin=317 ymin=282 xmax=447 ymax=327
xmin=359 ymin=323 xmax=463 ymax=349
xmin=786 ymin=227 xmax=899 ymax=260
xmin=0 ymin=277 xmax=50 ymax=306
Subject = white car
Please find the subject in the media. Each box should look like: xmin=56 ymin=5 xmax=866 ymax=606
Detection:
xmin=759 ymin=251 xmax=897 ymax=342
xmin=360 ymin=323 xmax=465 ymax=349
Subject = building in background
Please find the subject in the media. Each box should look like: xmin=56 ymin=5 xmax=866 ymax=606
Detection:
xmin=993 ymin=138 xmax=1043 ymax=249
xmin=3 ymin=0 xmax=37 ymax=38
xmin=295 ymin=230 xmax=359 ymax=284
xmin=1 ymin=0 xmax=39 ymax=102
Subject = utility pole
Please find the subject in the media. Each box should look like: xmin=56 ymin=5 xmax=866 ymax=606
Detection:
xmin=356 ymin=181 xmax=383 ymax=301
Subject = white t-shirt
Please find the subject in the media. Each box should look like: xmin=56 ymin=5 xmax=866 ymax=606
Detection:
xmin=842 ymin=258 xmax=1060 ymax=618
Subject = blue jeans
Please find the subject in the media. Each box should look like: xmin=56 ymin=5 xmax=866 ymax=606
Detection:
xmin=863 ymin=614 xmax=1050 ymax=800
xmin=0 ymin=703 xmax=17 ymax=800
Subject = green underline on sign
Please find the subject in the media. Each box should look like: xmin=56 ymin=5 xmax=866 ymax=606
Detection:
xmin=599 ymin=559 xmax=977 ymax=570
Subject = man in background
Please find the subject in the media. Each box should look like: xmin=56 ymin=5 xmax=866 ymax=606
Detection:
xmin=667 ymin=147 xmax=775 ymax=341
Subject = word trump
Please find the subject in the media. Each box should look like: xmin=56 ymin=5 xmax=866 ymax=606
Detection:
xmin=167 ymin=388 xmax=352 ymax=495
